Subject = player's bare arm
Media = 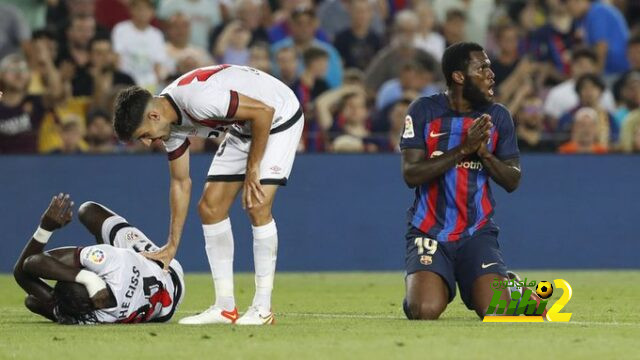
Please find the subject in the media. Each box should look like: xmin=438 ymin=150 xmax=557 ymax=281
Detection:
xmin=144 ymin=147 xmax=192 ymax=270
xmin=233 ymin=93 xmax=275 ymax=209
xmin=14 ymin=194 xmax=115 ymax=313
xmin=477 ymin=140 xmax=521 ymax=193
xmin=402 ymin=114 xmax=492 ymax=187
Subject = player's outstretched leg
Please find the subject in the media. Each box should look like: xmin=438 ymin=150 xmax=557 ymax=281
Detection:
xmin=179 ymin=181 xmax=242 ymax=325
xmin=471 ymin=273 xmax=512 ymax=319
xmin=404 ymin=271 xmax=449 ymax=320
xmin=78 ymin=201 xmax=116 ymax=244
xmin=236 ymin=185 xmax=279 ymax=326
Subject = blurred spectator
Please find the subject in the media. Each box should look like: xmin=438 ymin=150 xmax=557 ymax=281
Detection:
xmin=491 ymin=24 xmax=522 ymax=89
xmin=433 ymin=0 xmax=494 ymax=46
xmin=275 ymin=46 xmax=299 ymax=86
xmin=291 ymin=47 xmax=330 ymax=113
xmin=0 ymin=3 xmax=32 ymax=60
xmin=557 ymin=107 xmax=608 ymax=154
xmin=214 ymin=21 xmax=251 ymax=65
xmin=166 ymin=13 xmax=213 ymax=69
xmin=157 ymin=0 xmax=222 ymax=50
xmin=413 ymin=1 xmax=445 ymax=62
xmin=612 ymin=71 xmax=640 ymax=128
xmin=209 ymin=0 xmax=269 ymax=52
xmin=271 ymin=7 xmax=343 ymax=88
xmin=366 ymin=97 xmax=411 ymax=153
xmin=627 ymin=36 xmax=640 ymax=72
xmin=249 ymin=42 xmax=272 ymax=74
xmin=95 ymin=0 xmax=131 ymax=30
xmin=375 ymin=60 xmax=438 ymax=111
xmin=0 ymin=54 xmax=61 ymax=153
xmin=70 ymin=36 xmax=136 ymax=99
xmin=558 ymin=74 xmax=618 ymax=148
xmin=50 ymin=114 xmax=87 ymax=154
xmin=3 ymin=0 xmax=47 ymax=30
xmin=566 ymin=0 xmax=630 ymax=76
xmin=333 ymin=0 xmax=383 ymax=70
xmin=442 ymin=8 xmax=467 ymax=47
xmin=515 ymin=95 xmax=557 ymax=152
xmin=57 ymin=15 xmax=97 ymax=70
xmin=112 ymin=0 xmax=170 ymax=92
xmin=316 ymin=0 xmax=386 ymax=41
xmin=28 ymin=29 xmax=59 ymax=96
xmin=268 ymin=1 xmax=330 ymax=44
xmin=526 ymin=0 xmax=576 ymax=78
xmin=332 ymin=134 xmax=365 ymax=152
xmin=329 ymin=91 xmax=370 ymax=151
xmin=85 ymin=108 xmax=118 ymax=153
xmin=543 ymin=48 xmax=615 ymax=122
xmin=47 ymin=0 xmax=97 ymax=36
xmin=619 ymin=109 xmax=640 ymax=153
xmin=364 ymin=10 xmax=435 ymax=92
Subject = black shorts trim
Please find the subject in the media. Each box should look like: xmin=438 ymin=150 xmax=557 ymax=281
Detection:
xmin=230 ymin=106 xmax=302 ymax=139
xmin=108 ymin=222 xmax=132 ymax=246
xmin=206 ymin=175 xmax=288 ymax=186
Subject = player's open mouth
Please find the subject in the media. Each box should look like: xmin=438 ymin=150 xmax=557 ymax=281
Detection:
xmin=488 ymin=82 xmax=495 ymax=97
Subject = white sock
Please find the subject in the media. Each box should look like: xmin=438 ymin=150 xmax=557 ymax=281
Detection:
xmin=251 ymin=219 xmax=278 ymax=310
xmin=203 ymin=218 xmax=235 ymax=311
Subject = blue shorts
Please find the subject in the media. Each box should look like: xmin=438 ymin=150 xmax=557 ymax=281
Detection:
xmin=405 ymin=226 xmax=508 ymax=310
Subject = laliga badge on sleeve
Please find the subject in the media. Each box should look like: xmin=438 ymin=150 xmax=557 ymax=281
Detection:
xmin=87 ymin=248 xmax=106 ymax=265
xmin=402 ymin=115 xmax=415 ymax=138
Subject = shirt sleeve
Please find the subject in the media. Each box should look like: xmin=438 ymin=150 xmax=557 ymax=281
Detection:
xmin=493 ymin=105 xmax=520 ymax=160
xmin=79 ymin=245 xmax=118 ymax=276
xmin=163 ymin=133 xmax=190 ymax=160
xmin=399 ymin=98 xmax=428 ymax=150
xmin=184 ymin=85 xmax=238 ymax=119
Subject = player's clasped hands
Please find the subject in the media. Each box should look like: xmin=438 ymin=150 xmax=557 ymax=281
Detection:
xmin=40 ymin=193 xmax=74 ymax=231
xmin=461 ymin=114 xmax=492 ymax=155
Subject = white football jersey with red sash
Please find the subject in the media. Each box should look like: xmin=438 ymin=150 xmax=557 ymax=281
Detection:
xmin=160 ymin=64 xmax=300 ymax=160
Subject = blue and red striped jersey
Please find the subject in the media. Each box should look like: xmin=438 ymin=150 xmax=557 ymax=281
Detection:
xmin=400 ymin=93 xmax=519 ymax=242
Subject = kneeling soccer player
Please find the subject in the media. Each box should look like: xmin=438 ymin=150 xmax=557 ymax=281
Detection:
xmin=400 ymin=42 xmax=544 ymax=320
xmin=13 ymin=194 xmax=185 ymax=324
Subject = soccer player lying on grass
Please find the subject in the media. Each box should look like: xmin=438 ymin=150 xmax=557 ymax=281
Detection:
xmin=13 ymin=194 xmax=185 ymax=324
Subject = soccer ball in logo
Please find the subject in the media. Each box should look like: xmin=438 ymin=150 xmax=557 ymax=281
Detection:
xmin=536 ymin=281 xmax=554 ymax=299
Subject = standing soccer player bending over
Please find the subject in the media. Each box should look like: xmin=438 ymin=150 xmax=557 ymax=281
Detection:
xmin=400 ymin=42 xmax=525 ymax=320
xmin=113 ymin=64 xmax=303 ymax=325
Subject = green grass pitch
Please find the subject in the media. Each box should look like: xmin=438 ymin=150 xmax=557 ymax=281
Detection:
xmin=1 ymin=271 xmax=639 ymax=360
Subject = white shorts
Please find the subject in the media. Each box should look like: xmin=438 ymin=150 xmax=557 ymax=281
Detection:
xmin=207 ymin=109 xmax=304 ymax=185
xmin=100 ymin=214 xmax=185 ymax=302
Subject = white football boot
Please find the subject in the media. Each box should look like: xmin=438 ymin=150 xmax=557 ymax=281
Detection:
xmin=236 ymin=306 xmax=275 ymax=325
xmin=179 ymin=306 xmax=238 ymax=325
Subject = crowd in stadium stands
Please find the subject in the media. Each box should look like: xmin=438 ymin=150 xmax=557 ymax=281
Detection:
xmin=1 ymin=0 xmax=640 ymax=155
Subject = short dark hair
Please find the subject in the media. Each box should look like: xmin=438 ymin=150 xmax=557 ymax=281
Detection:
xmin=575 ymin=73 xmax=605 ymax=93
xmin=571 ymin=47 xmax=598 ymax=64
xmin=53 ymin=281 xmax=99 ymax=325
xmin=441 ymin=42 xmax=485 ymax=86
xmin=89 ymin=34 xmax=112 ymax=50
xmin=113 ymin=86 xmax=152 ymax=141
xmin=445 ymin=8 xmax=466 ymax=22
xmin=303 ymin=47 xmax=328 ymax=67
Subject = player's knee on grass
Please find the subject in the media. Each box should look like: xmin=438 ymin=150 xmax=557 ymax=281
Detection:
xmin=472 ymin=274 xmax=510 ymax=319
xmin=78 ymin=201 xmax=114 ymax=241
xmin=405 ymin=298 xmax=446 ymax=320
